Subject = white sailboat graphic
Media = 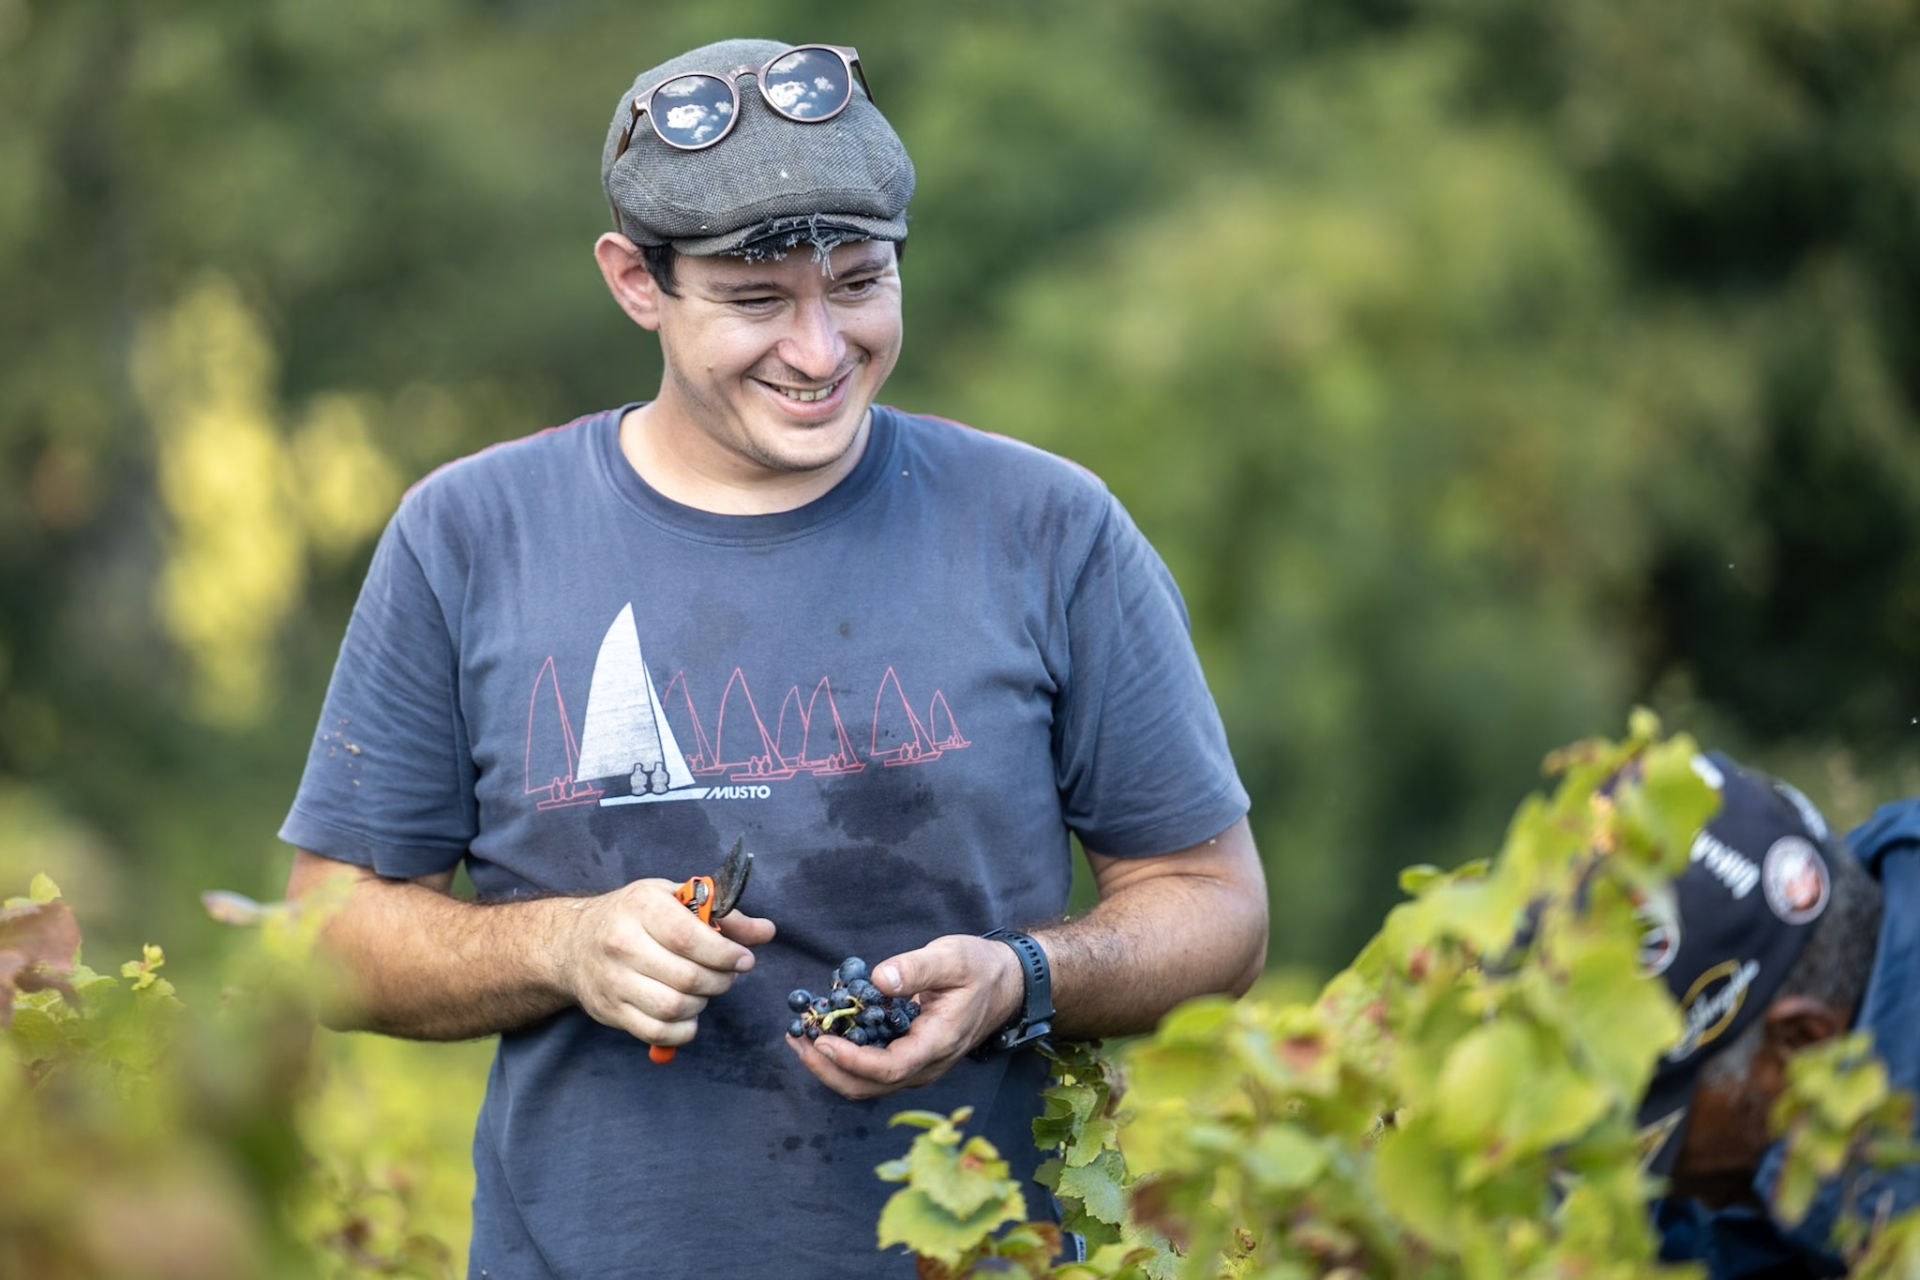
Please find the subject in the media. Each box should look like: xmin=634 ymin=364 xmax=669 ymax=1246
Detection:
xmin=573 ymin=604 xmax=708 ymax=806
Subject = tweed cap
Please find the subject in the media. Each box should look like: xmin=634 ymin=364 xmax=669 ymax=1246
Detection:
xmin=600 ymin=39 xmax=915 ymax=257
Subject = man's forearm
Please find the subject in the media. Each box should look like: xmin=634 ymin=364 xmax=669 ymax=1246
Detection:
xmin=305 ymin=868 xmax=578 ymax=1040
xmin=1033 ymin=819 xmax=1268 ymax=1039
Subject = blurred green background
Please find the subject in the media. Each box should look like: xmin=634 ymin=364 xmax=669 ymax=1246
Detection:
xmin=5 ymin=0 xmax=1920 ymax=981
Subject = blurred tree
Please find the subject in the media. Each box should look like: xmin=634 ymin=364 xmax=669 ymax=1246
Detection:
xmin=1 ymin=0 xmax=1917 ymax=968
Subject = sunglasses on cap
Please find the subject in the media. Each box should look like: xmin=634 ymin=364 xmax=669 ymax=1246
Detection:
xmin=612 ymin=44 xmax=874 ymax=161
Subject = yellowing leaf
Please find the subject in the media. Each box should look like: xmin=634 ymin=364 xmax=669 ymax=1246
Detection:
xmin=875 ymin=1185 xmax=1026 ymax=1267
xmin=908 ymin=1132 xmax=1018 ymax=1221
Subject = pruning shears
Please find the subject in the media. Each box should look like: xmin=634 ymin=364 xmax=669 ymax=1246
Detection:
xmin=649 ymin=834 xmax=753 ymax=1064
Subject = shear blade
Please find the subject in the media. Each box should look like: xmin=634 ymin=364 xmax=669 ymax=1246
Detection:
xmin=711 ymin=835 xmax=752 ymax=919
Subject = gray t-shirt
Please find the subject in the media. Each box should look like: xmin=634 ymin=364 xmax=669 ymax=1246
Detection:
xmin=282 ymin=405 xmax=1249 ymax=1279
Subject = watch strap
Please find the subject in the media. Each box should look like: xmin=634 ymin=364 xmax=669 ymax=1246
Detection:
xmin=973 ymin=928 xmax=1054 ymax=1058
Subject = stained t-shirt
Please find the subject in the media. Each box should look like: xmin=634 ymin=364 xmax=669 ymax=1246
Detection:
xmin=281 ymin=405 xmax=1250 ymax=1280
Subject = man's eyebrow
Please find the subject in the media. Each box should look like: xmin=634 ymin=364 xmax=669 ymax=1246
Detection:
xmin=705 ymin=277 xmax=788 ymax=297
xmin=834 ymin=252 xmax=893 ymax=277
xmin=702 ymin=250 xmax=894 ymax=296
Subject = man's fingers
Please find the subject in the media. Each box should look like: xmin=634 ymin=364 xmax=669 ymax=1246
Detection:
xmin=579 ymin=972 xmax=706 ymax=1046
xmin=816 ymin=1028 xmax=948 ymax=1085
xmin=588 ymin=968 xmax=707 ymax=1026
xmin=787 ymin=1039 xmax=883 ymax=1098
xmin=716 ymin=911 xmax=776 ymax=950
xmin=785 ymin=1029 xmax=933 ymax=1099
xmin=636 ymin=890 xmax=757 ymax=974
xmin=871 ymin=937 xmax=975 ymax=998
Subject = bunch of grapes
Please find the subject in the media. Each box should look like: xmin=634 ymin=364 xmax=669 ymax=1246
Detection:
xmin=786 ymin=956 xmax=922 ymax=1048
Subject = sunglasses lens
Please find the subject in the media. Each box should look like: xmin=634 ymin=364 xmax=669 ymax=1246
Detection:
xmin=649 ymin=74 xmax=734 ymax=148
xmin=762 ymin=48 xmax=852 ymax=120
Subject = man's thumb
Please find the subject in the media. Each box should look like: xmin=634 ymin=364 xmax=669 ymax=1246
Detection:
xmin=872 ymin=939 xmax=970 ymax=997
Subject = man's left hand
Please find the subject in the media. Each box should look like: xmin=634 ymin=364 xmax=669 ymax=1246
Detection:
xmin=784 ymin=933 xmax=1023 ymax=1099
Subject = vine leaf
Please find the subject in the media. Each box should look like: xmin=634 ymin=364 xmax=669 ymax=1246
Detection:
xmin=1057 ymin=1149 xmax=1128 ymax=1226
xmin=0 ymin=896 xmax=82 ymax=1027
xmin=877 ymin=1184 xmax=1027 ymax=1268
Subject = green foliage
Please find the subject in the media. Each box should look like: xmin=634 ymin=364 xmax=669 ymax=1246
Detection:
xmin=1116 ymin=715 xmax=1710 ymax=1278
xmin=877 ymin=1107 xmax=1038 ymax=1274
xmin=1034 ymin=1041 xmax=1176 ymax=1275
xmin=0 ymin=874 xmax=484 ymax=1279
xmin=878 ymin=717 xmax=1745 ymax=1278
xmin=5 ymin=0 xmax=1920 ymax=984
xmin=878 ymin=1104 xmax=1167 ymax=1280
xmin=295 ymin=1031 xmax=491 ymax=1280
xmin=1766 ymin=1030 xmax=1920 ymax=1273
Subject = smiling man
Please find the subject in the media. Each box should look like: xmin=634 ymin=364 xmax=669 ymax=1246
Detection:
xmin=280 ymin=37 xmax=1266 ymax=1279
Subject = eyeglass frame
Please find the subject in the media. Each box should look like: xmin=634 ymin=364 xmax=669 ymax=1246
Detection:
xmin=610 ymin=43 xmax=875 ymax=167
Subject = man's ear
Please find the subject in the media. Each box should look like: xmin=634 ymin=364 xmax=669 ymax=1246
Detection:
xmin=594 ymin=233 xmax=665 ymax=332
xmin=1762 ymin=994 xmax=1847 ymax=1055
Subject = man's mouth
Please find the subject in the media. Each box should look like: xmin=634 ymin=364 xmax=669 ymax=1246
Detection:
xmin=765 ymin=377 xmax=844 ymax=403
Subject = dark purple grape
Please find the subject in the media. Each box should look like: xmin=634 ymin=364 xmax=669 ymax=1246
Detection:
xmin=805 ymin=1024 xmax=821 ymax=1040
xmin=846 ymin=1027 xmax=871 ymax=1046
xmin=810 ymin=997 xmax=832 ymax=1017
xmin=829 ymin=988 xmax=856 ymax=1010
xmin=787 ymin=990 xmax=813 ymax=1013
xmin=787 ymin=1018 xmax=806 ymax=1038
xmin=856 ymin=1006 xmax=886 ymax=1029
xmin=838 ymin=957 xmax=869 ymax=985
xmin=905 ymin=1001 xmax=921 ymax=1019
xmin=884 ymin=1007 xmax=911 ymax=1034
xmin=849 ymin=980 xmax=882 ymax=1003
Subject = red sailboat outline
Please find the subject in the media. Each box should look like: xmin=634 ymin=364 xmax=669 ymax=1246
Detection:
xmin=774 ymin=677 xmax=868 ymax=777
xmin=663 ymin=669 xmax=800 ymax=782
xmin=524 ymin=656 xmax=604 ymax=809
xmin=871 ymin=667 xmax=946 ymax=767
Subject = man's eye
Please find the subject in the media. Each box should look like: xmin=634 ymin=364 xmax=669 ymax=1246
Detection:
xmin=731 ymin=297 xmax=780 ymax=311
xmin=837 ymin=278 xmax=880 ymax=298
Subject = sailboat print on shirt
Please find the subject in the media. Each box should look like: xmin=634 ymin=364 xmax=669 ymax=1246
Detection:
xmin=572 ymin=604 xmax=708 ymax=806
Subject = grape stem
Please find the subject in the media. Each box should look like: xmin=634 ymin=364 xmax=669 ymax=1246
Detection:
xmin=819 ymin=1005 xmax=862 ymax=1033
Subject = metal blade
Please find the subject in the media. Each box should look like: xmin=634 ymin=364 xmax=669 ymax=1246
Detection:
xmin=711 ymin=834 xmax=752 ymax=919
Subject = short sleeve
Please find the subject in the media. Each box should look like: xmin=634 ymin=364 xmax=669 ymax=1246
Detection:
xmin=278 ymin=515 xmax=477 ymax=877
xmin=1052 ymin=496 xmax=1249 ymax=856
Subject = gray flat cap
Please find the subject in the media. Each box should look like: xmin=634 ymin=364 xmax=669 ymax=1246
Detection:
xmin=601 ymin=38 xmax=915 ymax=257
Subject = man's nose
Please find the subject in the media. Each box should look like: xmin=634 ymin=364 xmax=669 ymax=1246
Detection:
xmin=777 ymin=295 xmax=847 ymax=380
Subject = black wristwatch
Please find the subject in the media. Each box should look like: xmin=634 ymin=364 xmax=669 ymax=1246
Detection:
xmin=971 ymin=928 xmax=1054 ymax=1059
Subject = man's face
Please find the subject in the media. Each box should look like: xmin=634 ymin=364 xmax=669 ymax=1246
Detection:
xmin=1667 ymin=1049 xmax=1788 ymax=1208
xmin=647 ymin=239 xmax=902 ymax=479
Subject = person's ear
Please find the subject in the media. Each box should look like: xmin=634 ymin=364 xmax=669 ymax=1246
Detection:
xmin=594 ymin=233 xmax=665 ymax=332
xmin=1762 ymin=994 xmax=1846 ymax=1056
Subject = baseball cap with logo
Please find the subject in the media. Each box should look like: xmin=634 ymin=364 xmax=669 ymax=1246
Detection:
xmin=600 ymin=38 xmax=915 ymax=258
xmin=1634 ymin=751 xmax=1838 ymax=1177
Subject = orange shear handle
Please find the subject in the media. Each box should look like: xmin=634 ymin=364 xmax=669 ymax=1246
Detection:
xmin=648 ymin=875 xmax=719 ymax=1064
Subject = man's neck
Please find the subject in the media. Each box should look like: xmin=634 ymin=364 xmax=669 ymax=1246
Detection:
xmin=616 ymin=400 xmax=872 ymax=516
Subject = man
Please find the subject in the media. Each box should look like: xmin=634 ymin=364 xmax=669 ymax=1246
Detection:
xmin=1636 ymin=754 xmax=1920 ymax=1277
xmin=279 ymin=37 xmax=1267 ymax=1279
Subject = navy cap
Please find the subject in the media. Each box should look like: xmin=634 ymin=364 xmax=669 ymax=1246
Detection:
xmin=1635 ymin=752 xmax=1837 ymax=1177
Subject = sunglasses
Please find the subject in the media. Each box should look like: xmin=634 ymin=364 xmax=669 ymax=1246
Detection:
xmin=612 ymin=44 xmax=874 ymax=161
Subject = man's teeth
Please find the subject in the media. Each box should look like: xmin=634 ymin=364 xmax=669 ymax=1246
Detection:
xmin=774 ymin=381 xmax=838 ymax=402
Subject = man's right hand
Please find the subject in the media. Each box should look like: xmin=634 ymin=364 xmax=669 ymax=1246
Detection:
xmin=555 ymin=878 xmax=775 ymax=1049
xmin=286 ymin=849 xmax=774 ymax=1044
